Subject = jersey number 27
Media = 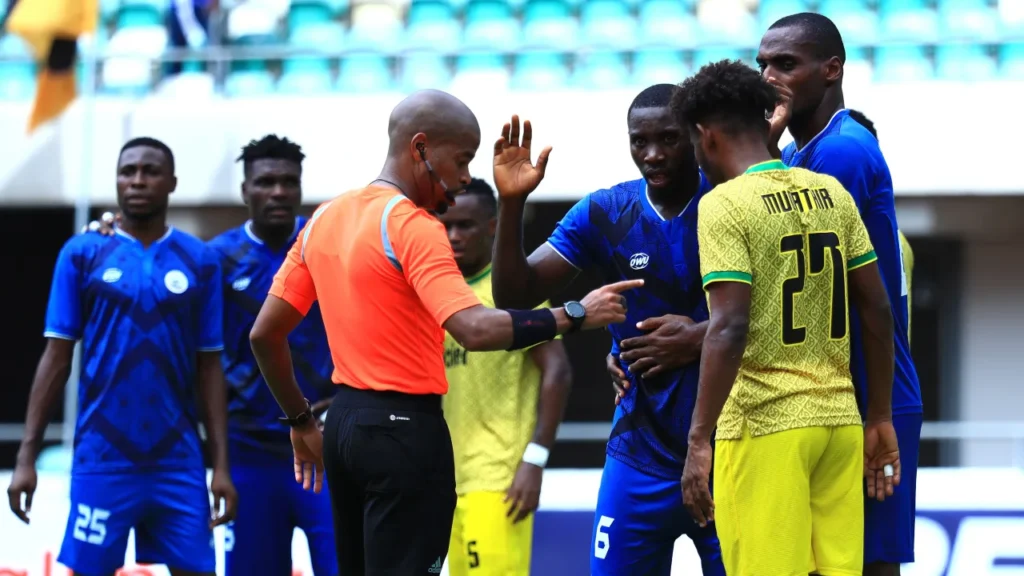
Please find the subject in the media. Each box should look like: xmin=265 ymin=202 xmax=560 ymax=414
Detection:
xmin=780 ymin=231 xmax=847 ymax=345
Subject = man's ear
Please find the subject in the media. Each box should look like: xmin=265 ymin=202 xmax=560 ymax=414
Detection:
xmin=410 ymin=132 xmax=428 ymax=161
xmin=240 ymin=182 xmax=250 ymax=205
xmin=824 ymin=56 xmax=843 ymax=84
xmin=695 ymin=123 xmax=713 ymax=152
xmin=169 ymin=176 xmax=178 ymax=194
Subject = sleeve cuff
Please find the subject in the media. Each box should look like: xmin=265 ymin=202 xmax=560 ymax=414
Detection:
xmin=434 ymin=294 xmax=482 ymax=327
xmin=198 ymin=345 xmax=225 ymax=352
xmin=545 ymin=242 xmax=582 ymax=270
xmin=847 ymin=250 xmax=877 ymax=271
xmin=43 ymin=330 xmax=78 ymax=341
xmin=702 ymin=271 xmax=752 ymax=288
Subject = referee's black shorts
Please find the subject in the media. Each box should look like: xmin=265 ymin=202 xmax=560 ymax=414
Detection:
xmin=322 ymin=384 xmax=456 ymax=576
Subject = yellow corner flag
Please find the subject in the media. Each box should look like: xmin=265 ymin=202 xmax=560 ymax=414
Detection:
xmin=3 ymin=0 xmax=98 ymax=133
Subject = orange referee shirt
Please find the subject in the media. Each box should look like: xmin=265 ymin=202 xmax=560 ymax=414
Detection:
xmin=269 ymin=185 xmax=481 ymax=396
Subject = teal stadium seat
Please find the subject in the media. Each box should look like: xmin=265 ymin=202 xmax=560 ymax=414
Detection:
xmin=696 ymin=1 xmax=758 ymax=48
xmin=225 ymin=59 xmax=276 ymax=97
xmin=405 ymin=0 xmax=462 ymax=52
xmin=338 ymin=53 xmax=393 ymax=92
xmin=116 ymin=5 xmax=163 ymax=28
xmin=290 ymin=21 xmax=346 ymax=50
xmin=939 ymin=0 xmax=999 ymax=42
xmin=100 ymin=0 xmax=121 ymax=24
xmin=572 ymin=50 xmax=628 ymax=88
xmin=692 ymin=47 xmax=746 ymax=69
xmin=757 ymin=0 xmax=809 ymax=30
xmin=1001 ymin=0 xmax=1024 ymax=40
xmin=875 ymin=45 xmax=934 ymax=81
xmin=842 ymin=45 xmax=874 ymax=82
xmin=580 ymin=0 xmax=638 ymax=50
xmin=120 ymin=0 xmax=166 ymax=16
xmin=401 ymin=51 xmax=452 ymax=91
xmin=632 ymin=48 xmax=689 ymax=86
xmin=288 ymin=0 xmax=334 ymax=33
xmin=462 ymin=0 xmax=520 ymax=51
xmin=521 ymin=0 xmax=579 ymax=51
xmin=347 ymin=4 xmax=403 ymax=52
xmin=0 ymin=35 xmax=36 ymax=100
xmin=936 ymin=43 xmax=996 ymax=80
xmin=511 ymin=51 xmax=568 ymax=90
xmin=880 ymin=0 xmax=940 ymax=43
xmin=280 ymin=24 xmax=343 ymax=95
xmin=1000 ymin=42 xmax=1024 ymax=79
xmin=818 ymin=0 xmax=879 ymax=46
xmin=455 ymin=51 xmax=507 ymax=75
xmin=637 ymin=0 xmax=697 ymax=49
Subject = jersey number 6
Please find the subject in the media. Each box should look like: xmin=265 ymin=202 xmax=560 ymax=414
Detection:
xmin=780 ymin=231 xmax=847 ymax=345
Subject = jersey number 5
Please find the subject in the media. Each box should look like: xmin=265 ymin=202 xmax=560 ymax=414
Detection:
xmin=780 ymin=231 xmax=847 ymax=345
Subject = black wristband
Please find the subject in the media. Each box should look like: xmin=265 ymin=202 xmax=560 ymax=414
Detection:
xmin=507 ymin=308 xmax=558 ymax=351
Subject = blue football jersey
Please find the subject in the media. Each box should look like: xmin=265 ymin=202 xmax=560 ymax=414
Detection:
xmin=548 ymin=178 xmax=712 ymax=479
xmin=44 ymin=227 xmax=224 ymax=474
xmin=208 ymin=219 xmax=334 ymax=464
xmin=783 ymin=110 xmax=923 ymax=416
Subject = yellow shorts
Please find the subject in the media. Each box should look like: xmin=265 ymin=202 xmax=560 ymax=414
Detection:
xmin=448 ymin=491 xmax=534 ymax=576
xmin=714 ymin=425 xmax=864 ymax=576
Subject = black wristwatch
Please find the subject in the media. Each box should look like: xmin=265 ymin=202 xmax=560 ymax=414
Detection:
xmin=563 ymin=300 xmax=586 ymax=333
xmin=279 ymin=399 xmax=314 ymax=428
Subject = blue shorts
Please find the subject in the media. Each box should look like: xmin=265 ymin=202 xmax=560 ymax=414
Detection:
xmin=225 ymin=463 xmax=337 ymax=576
xmin=864 ymin=412 xmax=923 ymax=564
xmin=590 ymin=456 xmax=724 ymax=576
xmin=58 ymin=469 xmax=215 ymax=575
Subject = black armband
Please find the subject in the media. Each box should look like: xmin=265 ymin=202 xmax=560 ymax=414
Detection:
xmin=507 ymin=308 xmax=558 ymax=351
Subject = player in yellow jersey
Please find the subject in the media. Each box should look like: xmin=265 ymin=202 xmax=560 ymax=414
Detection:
xmin=673 ymin=60 xmax=902 ymax=576
xmin=438 ymin=179 xmax=573 ymax=575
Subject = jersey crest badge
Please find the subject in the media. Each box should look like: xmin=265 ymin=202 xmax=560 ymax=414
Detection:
xmin=629 ymin=252 xmax=650 ymax=270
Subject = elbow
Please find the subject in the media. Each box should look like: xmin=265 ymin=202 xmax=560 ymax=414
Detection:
xmin=458 ymin=321 xmax=492 ymax=352
xmin=249 ymin=324 xmax=276 ymax=356
xmin=710 ymin=316 xmax=749 ymax=351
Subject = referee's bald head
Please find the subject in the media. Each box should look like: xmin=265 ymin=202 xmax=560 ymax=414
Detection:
xmin=387 ymin=90 xmax=481 ymax=157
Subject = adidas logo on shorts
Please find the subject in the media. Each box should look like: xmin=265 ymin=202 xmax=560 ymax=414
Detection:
xmin=427 ymin=557 xmax=443 ymax=573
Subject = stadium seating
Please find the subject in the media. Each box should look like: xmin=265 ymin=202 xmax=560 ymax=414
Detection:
xmin=0 ymin=0 xmax=1019 ymax=98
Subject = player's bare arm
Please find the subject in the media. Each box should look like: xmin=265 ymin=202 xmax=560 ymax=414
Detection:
xmin=250 ymin=295 xmax=325 ymax=493
xmin=491 ymin=115 xmax=579 ymax=309
xmin=849 ymin=261 xmax=901 ymax=501
xmin=197 ymin=351 xmax=237 ymax=527
xmin=444 ymin=278 xmax=642 ymax=351
xmin=682 ymin=282 xmax=751 ymax=528
xmin=7 ymin=338 xmax=75 ymax=524
xmin=506 ymin=340 xmax=573 ymax=524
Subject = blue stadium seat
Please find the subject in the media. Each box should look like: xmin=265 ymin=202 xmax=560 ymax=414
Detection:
xmin=0 ymin=35 xmax=35 ymax=100
xmin=405 ymin=0 xmax=462 ymax=52
xmin=521 ymin=0 xmax=578 ymax=51
xmin=225 ymin=71 xmax=276 ymax=96
xmin=116 ymin=5 xmax=162 ymax=28
xmin=511 ymin=51 xmax=568 ymax=90
xmin=338 ymin=53 xmax=393 ymax=92
xmin=818 ymin=0 xmax=879 ymax=46
xmin=462 ymin=0 xmax=519 ymax=50
xmin=692 ymin=47 xmax=746 ymax=69
xmin=631 ymin=48 xmax=689 ymax=87
xmin=456 ymin=52 xmax=507 ymax=75
xmin=637 ymin=0 xmax=698 ymax=49
xmin=939 ymin=0 xmax=999 ymax=42
xmin=1000 ymin=43 xmax=1024 ymax=79
xmin=278 ymin=58 xmax=334 ymax=94
xmin=936 ymin=43 xmax=996 ymax=80
xmin=401 ymin=52 xmax=452 ymax=91
xmin=572 ymin=50 xmax=629 ymax=88
xmin=288 ymin=1 xmax=334 ymax=33
xmin=580 ymin=0 xmax=637 ymax=50
xmin=289 ymin=21 xmax=346 ymax=50
xmin=875 ymin=45 xmax=934 ymax=81
xmin=880 ymin=0 xmax=940 ymax=43
xmin=757 ymin=0 xmax=810 ymax=30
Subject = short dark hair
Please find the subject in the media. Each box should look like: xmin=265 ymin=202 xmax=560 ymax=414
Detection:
xmin=236 ymin=134 xmax=306 ymax=176
xmin=672 ymin=60 xmax=778 ymax=136
xmin=847 ymin=109 xmax=877 ymax=139
xmin=460 ymin=178 xmax=497 ymax=216
xmin=120 ymin=137 xmax=175 ymax=173
xmin=769 ymin=12 xmax=846 ymax=64
xmin=627 ymin=84 xmax=679 ymax=120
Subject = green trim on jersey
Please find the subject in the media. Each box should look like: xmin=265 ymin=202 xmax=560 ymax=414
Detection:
xmin=847 ymin=250 xmax=877 ymax=271
xmin=465 ymin=263 xmax=492 ymax=286
xmin=702 ymin=270 xmax=753 ymax=288
xmin=744 ymin=160 xmax=789 ymax=174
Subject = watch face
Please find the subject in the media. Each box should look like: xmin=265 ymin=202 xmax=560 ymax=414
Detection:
xmin=565 ymin=301 xmax=586 ymax=319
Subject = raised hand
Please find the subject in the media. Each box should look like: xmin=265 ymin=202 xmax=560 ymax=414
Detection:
xmin=493 ymin=115 xmax=553 ymax=199
xmin=766 ymin=77 xmax=793 ymax=152
xmin=579 ymin=279 xmax=644 ymax=330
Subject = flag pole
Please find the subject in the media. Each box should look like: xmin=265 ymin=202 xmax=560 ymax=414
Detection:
xmin=63 ymin=34 xmax=98 ymax=451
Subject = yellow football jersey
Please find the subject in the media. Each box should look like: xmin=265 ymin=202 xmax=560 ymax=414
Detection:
xmin=698 ymin=160 xmax=876 ymax=440
xmin=899 ymin=230 xmax=914 ymax=342
xmin=443 ymin=265 xmax=550 ymax=495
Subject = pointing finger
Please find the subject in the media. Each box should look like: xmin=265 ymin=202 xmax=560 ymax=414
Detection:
xmin=604 ymin=279 xmax=645 ymax=293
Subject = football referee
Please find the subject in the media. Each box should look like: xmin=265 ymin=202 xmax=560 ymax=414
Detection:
xmin=249 ymin=89 xmax=643 ymax=576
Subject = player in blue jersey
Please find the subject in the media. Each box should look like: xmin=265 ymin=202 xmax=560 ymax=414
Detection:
xmin=7 ymin=137 xmax=237 ymax=576
xmin=758 ymin=13 xmax=923 ymax=575
xmin=491 ymin=86 xmax=725 ymax=575
xmin=209 ymin=135 xmax=337 ymax=576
